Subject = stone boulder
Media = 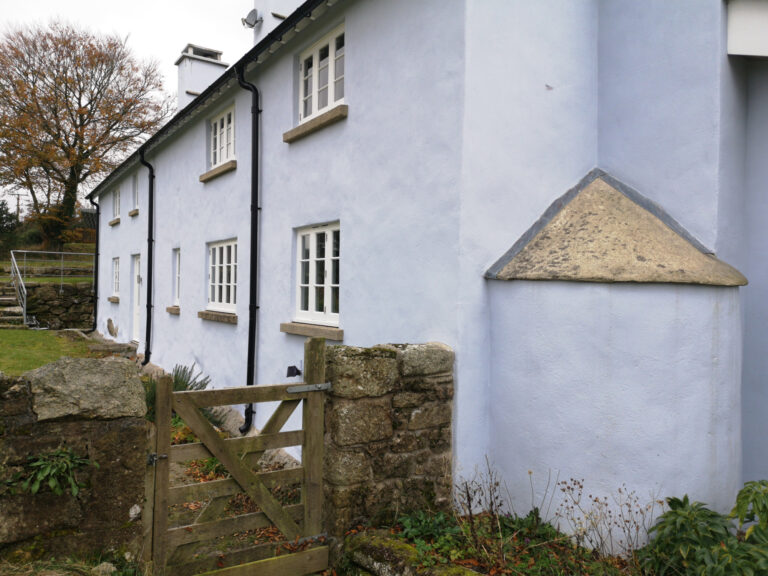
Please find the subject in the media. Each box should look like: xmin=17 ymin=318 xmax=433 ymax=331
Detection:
xmin=26 ymin=357 xmax=145 ymax=421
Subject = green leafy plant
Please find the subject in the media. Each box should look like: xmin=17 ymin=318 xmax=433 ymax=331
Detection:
xmin=8 ymin=447 xmax=97 ymax=497
xmin=731 ymin=479 xmax=768 ymax=539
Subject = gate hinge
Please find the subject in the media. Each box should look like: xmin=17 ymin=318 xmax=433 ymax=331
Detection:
xmin=286 ymin=382 xmax=332 ymax=394
xmin=147 ymin=453 xmax=168 ymax=466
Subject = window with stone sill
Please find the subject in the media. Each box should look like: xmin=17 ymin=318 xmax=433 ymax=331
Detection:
xmin=207 ymin=239 xmax=237 ymax=313
xmin=295 ymin=222 xmax=339 ymax=326
xmin=298 ymin=25 xmax=345 ymax=124
xmin=210 ymin=106 xmax=235 ymax=169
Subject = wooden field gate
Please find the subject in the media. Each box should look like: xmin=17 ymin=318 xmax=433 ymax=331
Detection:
xmin=145 ymin=339 xmax=329 ymax=575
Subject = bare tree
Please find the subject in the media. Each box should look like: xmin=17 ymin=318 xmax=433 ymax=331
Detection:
xmin=0 ymin=21 xmax=173 ymax=244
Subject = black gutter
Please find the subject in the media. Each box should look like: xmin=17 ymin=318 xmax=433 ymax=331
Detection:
xmin=236 ymin=63 xmax=261 ymax=435
xmin=139 ymin=149 xmax=155 ymax=365
xmin=87 ymin=197 xmax=100 ymax=332
xmin=86 ymin=0 xmax=329 ymax=201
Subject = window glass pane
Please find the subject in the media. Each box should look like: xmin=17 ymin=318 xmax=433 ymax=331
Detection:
xmin=233 ymin=286 xmax=236 ymax=304
xmin=333 ymin=230 xmax=340 ymax=256
xmin=301 ymin=261 xmax=309 ymax=284
xmin=335 ymin=33 xmax=344 ymax=52
xmin=301 ymin=287 xmax=309 ymax=311
xmin=315 ymin=286 xmax=324 ymax=312
xmin=332 ymin=287 xmax=339 ymax=314
xmin=218 ymin=285 xmax=222 ymax=302
xmin=332 ymin=260 xmax=339 ymax=285
xmin=316 ymin=232 xmax=326 ymax=259
xmin=226 ymin=286 xmax=230 ymax=304
xmin=319 ymin=65 xmax=328 ymax=88
xmin=316 ymin=260 xmax=325 ymax=285
xmin=301 ymin=235 xmax=310 ymax=259
xmin=303 ymin=95 xmax=312 ymax=118
xmin=318 ymin=87 xmax=328 ymax=109
xmin=319 ymin=45 xmax=329 ymax=65
xmin=334 ymin=78 xmax=344 ymax=101
xmin=335 ymin=54 xmax=344 ymax=79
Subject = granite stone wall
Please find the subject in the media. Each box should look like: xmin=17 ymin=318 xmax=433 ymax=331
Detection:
xmin=323 ymin=343 xmax=454 ymax=537
xmin=25 ymin=282 xmax=94 ymax=330
xmin=0 ymin=358 xmax=147 ymax=559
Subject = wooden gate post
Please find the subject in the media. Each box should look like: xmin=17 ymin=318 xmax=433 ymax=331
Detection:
xmin=142 ymin=423 xmax=157 ymax=566
xmin=152 ymin=375 xmax=173 ymax=574
xmin=302 ymin=338 xmax=326 ymax=536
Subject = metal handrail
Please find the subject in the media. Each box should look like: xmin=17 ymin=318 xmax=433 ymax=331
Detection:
xmin=9 ymin=250 xmax=96 ymax=326
xmin=9 ymin=251 xmax=27 ymax=324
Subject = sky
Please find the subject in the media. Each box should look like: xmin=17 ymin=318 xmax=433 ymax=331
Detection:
xmin=2 ymin=0 xmax=259 ymax=98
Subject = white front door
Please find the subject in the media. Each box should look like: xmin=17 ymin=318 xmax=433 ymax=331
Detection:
xmin=132 ymin=254 xmax=141 ymax=342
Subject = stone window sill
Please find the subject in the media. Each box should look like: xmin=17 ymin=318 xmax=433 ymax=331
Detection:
xmin=166 ymin=305 xmax=180 ymax=315
xmin=283 ymin=105 xmax=348 ymax=144
xmin=128 ymin=208 xmax=139 ymax=217
xmin=107 ymin=296 xmax=120 ymax=303
xmin=108 ymin=217 xmax=120 ymax=227
xmin=198 ymin=310 xmax=237 ymax=324
xmin=280 ymin=321 xmax=343 ymax=341
xmin=199 ymin=159 xmax=237 ymax=183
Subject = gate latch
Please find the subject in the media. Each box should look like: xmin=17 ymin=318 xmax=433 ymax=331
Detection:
xmin=147 ymin=453 xmax=168 ymax=466
xmin=286 ymin=382 xmax=332 ymax=394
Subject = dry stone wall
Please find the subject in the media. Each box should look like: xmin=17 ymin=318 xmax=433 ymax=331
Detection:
xmin=323 ymin=343 xmax=454 ymax=537
xmin=25 ymin=282 xmax=94 ymax=330
xmin=0 ymin=358 xmax=146 ymax=559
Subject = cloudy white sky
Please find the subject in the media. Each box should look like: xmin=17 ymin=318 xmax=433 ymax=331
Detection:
xmin=2 ymin=1 xmax=259 ymax=95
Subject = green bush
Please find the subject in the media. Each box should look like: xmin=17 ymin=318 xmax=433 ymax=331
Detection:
xmin=639 ymin=482 xmax=768 ymax=576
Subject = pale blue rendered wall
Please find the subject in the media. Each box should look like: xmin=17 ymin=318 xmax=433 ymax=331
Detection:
xmin=742 ymin=60 xmax=768 ymax=481
xmin=459 ymin=0 xmax=599 ymax=476
xmin=489 ymin=282 xmax=742 ymax=516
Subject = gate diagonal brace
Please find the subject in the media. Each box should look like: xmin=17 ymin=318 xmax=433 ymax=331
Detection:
xmin=286 ymin=382 xmax=331 ymax=394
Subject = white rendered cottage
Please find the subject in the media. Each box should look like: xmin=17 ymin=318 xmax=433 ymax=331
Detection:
xmin=89 ymin=0 xmax=768 ymax=514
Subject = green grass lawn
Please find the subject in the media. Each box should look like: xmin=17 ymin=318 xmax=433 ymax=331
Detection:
xmin=0 ymin=330 xmax=96 ymax=376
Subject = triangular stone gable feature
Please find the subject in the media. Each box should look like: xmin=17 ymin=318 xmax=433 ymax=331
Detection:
xmin=485 ymin=170 xmax=747 ymax=286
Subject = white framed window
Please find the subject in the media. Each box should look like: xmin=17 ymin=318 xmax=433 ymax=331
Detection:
xmin=295 ymin=222 xmax=339 ymax=325
xmin=299 ymin=25 xmax=345 ymax=123
xmin=131 ymin=173 xmax=139 ymax=210
xmin=210 ymin=106 xmax=235 ymax=169
xmin=113 ymin=189 xmax=121 ymax=218
xmin=207 ymin=239 xmax=237 ymax=313
xmin=172 ymin=248 xmax=181 ymax=306
xmin=112 ymin=257 xmax=120 ymax=295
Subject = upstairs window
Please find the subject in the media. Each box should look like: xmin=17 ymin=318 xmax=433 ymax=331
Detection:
xmin=131 ymin=173 xmax=139 ymax=210
xmin=113 ymin=189 xmax=121 ymax=219
xmin=299 ymin=25 xmax=345 ymax=123
xmin=210 ymin=106 xmax=235 ymax=168
xmin=295 ymin=222 xmax=339 ymax=325
xmin=207 ymin=239 xmax=237 ymax=313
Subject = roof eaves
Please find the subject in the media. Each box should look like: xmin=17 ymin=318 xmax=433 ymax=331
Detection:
xmin=88 ymin=0 xmax=337 ymax=200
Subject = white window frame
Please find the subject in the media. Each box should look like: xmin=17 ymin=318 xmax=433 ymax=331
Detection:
xmin=207 ymin=239 xmax=237 ymax=313
xmin=113 ymin=189 xmax=121 ymax=218
xmin=209 ymin=106 xmax=235 ymax=169
xmin=298 ymin=24 xmax=345 ymax=123
xmin=172 ymin=248 xmax=181 ymax=306
xmin=131 ymin=173 xmax=139 ymax=210
xmin=294 ymin=222 xmax=339 ymax=326
xmin=112 ymin=257 xmax=120 ymax=296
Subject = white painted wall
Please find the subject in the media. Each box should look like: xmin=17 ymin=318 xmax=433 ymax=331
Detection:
xmin=96 ymin=172 xmax=147 ymax=346
xmin=489 ymin=281 xmax=743 ymax=515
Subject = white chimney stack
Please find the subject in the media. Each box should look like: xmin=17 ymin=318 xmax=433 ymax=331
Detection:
xmin=249 ymin=1 xmax=305 ymax=45
xmin=174 ymin=44 xmax=229 ymax=110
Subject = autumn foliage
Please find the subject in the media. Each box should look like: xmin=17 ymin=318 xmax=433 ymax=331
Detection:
xmin=0 ymin=21 xmax=173 ymax=245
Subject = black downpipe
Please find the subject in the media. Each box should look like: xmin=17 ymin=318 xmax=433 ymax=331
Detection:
xmin=139 ymin=149 xmax=155 ymax=366
xmin=236 ymin=64 xmax=261 ymax=435
xmin=87 ymin=197 xmax=100 ymax=332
